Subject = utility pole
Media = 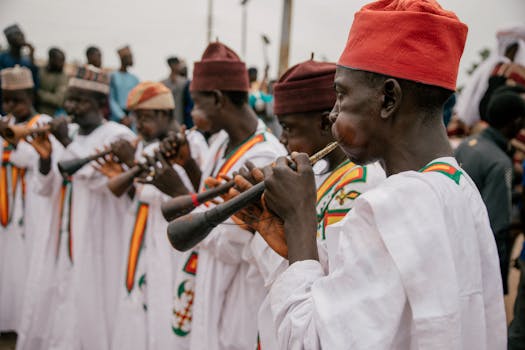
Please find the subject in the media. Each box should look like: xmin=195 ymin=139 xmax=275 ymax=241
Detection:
xmin=241 ymin=0 xmax=250 ymax=58
xmin=278 ymin=0 xmax=293 ymax=77
xmin=207 ymin=0 xmax=213 ymax=43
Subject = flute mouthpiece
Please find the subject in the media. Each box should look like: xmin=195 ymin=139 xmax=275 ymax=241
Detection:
xmin=308 ymin=142 xmax=339 ymax=165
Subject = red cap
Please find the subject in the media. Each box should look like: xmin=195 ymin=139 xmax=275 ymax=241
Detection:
xmin=338 ymin=0 xmax=468 ymax=90
xmin=274 ymin=60 xmax=336 ymax=115
xmin=190 ymin=42 xmax=249 ymax=92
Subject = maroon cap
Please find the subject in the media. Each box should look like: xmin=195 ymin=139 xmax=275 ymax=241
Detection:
xmin=190 ymin=42 xmax=249 ymax=92
xmin=274 ymin=60 xmax=336 ymax=115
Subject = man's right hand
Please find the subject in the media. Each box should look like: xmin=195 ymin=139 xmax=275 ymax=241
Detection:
xmin=111 ymin=139 xmax=136 ymax=168
xmin=231 ymin=164 xmax=288 ymax=258
xmin=27 ymin=131 xmax=52 ymax=160
xmin=48 ymin=117 xmax=71 ymax=147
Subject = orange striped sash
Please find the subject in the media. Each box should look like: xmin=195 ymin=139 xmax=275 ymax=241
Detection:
xmin=0 ymin=143 xmax=20 ymax=227
xmin=125 ymin=202 xmax=149 ymax=293
xmin=200 ymin=133 xmax=266 ymax=200
xmin=0 ymin=147 xmax=10 ymax=227
xmin=0 ymin=114 xmax=42 ymax=227
xmin=215 ymin=133 xmax=266 ymax=178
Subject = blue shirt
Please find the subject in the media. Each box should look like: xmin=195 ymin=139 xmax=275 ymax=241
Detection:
xmin=109 ymin=71 xmax=139 ymax=121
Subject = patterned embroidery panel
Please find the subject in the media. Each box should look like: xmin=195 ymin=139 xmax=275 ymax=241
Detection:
xmin=419 ymin=162 xmax=462 ymax=185
xmin=172 ymin=251 xmax=198 ymax=337
xmin=316 ymin=163 xmax=369 ymax=240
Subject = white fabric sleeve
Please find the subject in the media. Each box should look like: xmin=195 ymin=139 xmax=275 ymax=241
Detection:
xmin=33 ymin=166 xmax=60 ymax=197
xmin=32 ymin=135 xmax=65 ymax=196
xmin=76 ymin=128 xmax=135 ymax=194
xmin=198 ymin=218 xmax=253 ymax=265
xmin=248 ymin=233 xmax=288 ymax=287
xmin=269 ymin=200 xmax=407 ymax=349
xmin=186 ymin=130 xmax=209 ymax=169
xmin=249 ymin=233 xmax=330 ymax=288
xmin=195 ymin=148 xmax=280 ymax=265
xmin=9 ymin=141 xmax=38 ymax=170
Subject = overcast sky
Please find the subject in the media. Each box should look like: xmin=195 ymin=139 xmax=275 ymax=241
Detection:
xmin=1 ymin=0 xmax=524 ymax=86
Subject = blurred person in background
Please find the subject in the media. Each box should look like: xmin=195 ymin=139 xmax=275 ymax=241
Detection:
xmin=37 ymin=47 xmax=68 ymax=116
xmin=161 ymin=56 xmax=193 ymax=128
xmin=456 ymin=25 xmax=525 ymax=129
xmin=455 ymin=86 xmax=525 ymax=296
xmin=0 ymin=24 xmax=39 ymax=115
xmin=248 ymin=66 xmax=280 ymax=136
xmin=86 ymin=46 xmax=102 ymax=69
xmin=109 ymin=46 xmax=139 ymax=128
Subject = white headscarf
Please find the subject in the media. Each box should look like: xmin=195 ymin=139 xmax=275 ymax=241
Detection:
xmin=456 ymin=25 xmax=525 ymax=127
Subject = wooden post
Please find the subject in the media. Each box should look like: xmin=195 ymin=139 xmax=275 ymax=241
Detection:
xmin=241 ymin=3 xmax=248 ymax=58
xmin=278 ymin=0 xmax=293 ymax=77
xmin=207 ymin=0 xmax=213 ymax=43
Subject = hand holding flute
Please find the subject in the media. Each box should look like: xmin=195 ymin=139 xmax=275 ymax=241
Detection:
xmin=167 ymin=142 xmax=339 ymax=253
xmin=223 ymin=164 xmax=288 ymax=258
xmin=107 ymin=132 xmax=188 ymax=197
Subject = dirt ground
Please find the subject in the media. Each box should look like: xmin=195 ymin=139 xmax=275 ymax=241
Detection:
xmin=0 ymin=332 xmax=15 ymax=350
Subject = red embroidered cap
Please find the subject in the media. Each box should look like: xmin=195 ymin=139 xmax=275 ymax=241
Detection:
xmin=338 ymin=0 xmax=468 ymax=90
xmin=191 ymin=42 xmax=249 ymax=92
xmin=274 ymin=60 xmax=336 ymax=115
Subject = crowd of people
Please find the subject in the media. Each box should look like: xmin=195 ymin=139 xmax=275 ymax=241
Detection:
xmin=0 ymin=0 xmax=525 ymax=349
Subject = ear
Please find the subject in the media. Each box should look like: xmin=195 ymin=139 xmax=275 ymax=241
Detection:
xmin=381 ymin=79 xmax=402 ymax=119
xmin=320 ymin=111 xmax=332 ymax=133
xmin=212 ymin=90 xmax=225 ymax=109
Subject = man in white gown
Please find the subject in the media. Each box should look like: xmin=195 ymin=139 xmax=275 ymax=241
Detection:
xmin=235 ymin=0 xmax=507 ymax=348
xmin=33 ymin=65 xmax=135 ymax=350
xmin=169 ymin=42 xmax=287 ymax=350
xmin=0 ymin=66 xmax=55 ymax=337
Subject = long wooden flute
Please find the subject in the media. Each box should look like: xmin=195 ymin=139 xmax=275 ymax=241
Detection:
xmin=166 ymin=142 xmax=340 ymax=252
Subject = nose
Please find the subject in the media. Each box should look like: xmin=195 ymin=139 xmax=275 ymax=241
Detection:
xmin=329 ymin=107 xmax=338 ymax=124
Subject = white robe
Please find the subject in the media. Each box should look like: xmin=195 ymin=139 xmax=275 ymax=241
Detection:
xmin=268 ymin=157 xmax=507 ymax=349
xmin=111 ymin=135 xmax=207 ymax=350
xmin=15 ymin=118 xmax=70 ymax=350
xmin=254 ymin=161 xmax=386 ymax=349
xmin=188 ymin=120 xmax=287 ymax=350
xmin=0 ymin=114 xmax=53 ymax=333
xmin=37 ymin=121 xmax=135 ymax=350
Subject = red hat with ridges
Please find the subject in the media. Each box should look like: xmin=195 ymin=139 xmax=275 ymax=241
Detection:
xmin=190 ymin=42 xmax=249 ymax=92
xmin=338 ymin=0 xmax=468 ymax=90
xmin=274 ymin=60 xmax=336 ymax=115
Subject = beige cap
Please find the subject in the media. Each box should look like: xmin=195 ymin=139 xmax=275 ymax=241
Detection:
xmin=127 ymin=82 xmax=175 ymax=110
xmin=68 ymin=64 xmax=110 ymax=95
xmin=1 ymin=65 xmax=34 ymax=90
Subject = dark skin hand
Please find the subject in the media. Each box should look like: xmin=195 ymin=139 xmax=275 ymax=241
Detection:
xmin=23 ymin=42 xmax=35 ymax=62
xmin=111 ymin=139 xmax=136 ymax=168
xmin=26 ymin=130 xmax=52 ymax=175
xmin=233 ymin=155 xmax=318 ymax=263
xmin=137 ymin=150 xmax=190 ymax=197
xmin=230 ymin=164 xmax=289 ymax=258
xmin=48 ymin=116 xmax=72 ymax=147
xmin=262 ymin=154 xmax=319 ymax=263
xmin=92 ymin=150 xmax=124 ymax=179
xmin=159 ymin=129 xmax=201 ymax=191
